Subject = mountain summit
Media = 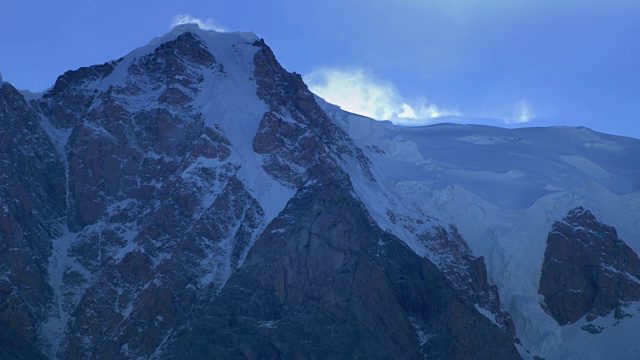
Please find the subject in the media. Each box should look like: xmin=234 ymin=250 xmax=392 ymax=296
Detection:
xmin=1 ymin=24 xmax=639 ymax=359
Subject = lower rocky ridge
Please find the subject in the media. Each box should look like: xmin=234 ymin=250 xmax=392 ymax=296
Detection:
xmin=165 ymin=167 xmax=521 ymax=359
xmin=418 ymin=226 xmax=516 ymax=335
xmin=539 ymin=206 xmax=640 ymax=325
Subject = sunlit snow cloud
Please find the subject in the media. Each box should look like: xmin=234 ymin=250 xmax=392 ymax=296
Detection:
xmin=511 ymin=100 xmax=535 ymax=123
xmin=304 ymin=68 xmax=459 ymax=125
xmin=170 ymin=14 xmax=227 ymax=32
xmin=488 ymin=100 xmax=535 ymax=124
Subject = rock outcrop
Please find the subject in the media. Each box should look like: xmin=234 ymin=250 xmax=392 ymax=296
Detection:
xmin=539 ymin=207 xmax=640 ymax=324
xmin=419 ymin=225 xmax=516 ymax=335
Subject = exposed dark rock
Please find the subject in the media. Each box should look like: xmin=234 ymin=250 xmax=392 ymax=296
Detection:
xmin=124 ymin=32 xmax=220 ymax=107
xmin=252 ymin=39 xmax=374 ymax=187
xmin=539 ymin=207 xmax=640 ymax=325
xmin=168 ymin=168 xmax=521 ymax=359
xmin=0 ymin=320 xmax=47 ymax=360
xmin=418 ymin=225 xmax=516 ymax=336
xmin=0 ymin=82 xmax=65 ymax=347
xmin=580 ymin=324 xmax=604 ymax=334
xmin=38 ymin=60 xmax=121 ymax=128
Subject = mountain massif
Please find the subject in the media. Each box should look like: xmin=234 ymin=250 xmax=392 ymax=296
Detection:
xmin=1 ymin=24 xmax=639 ymax=359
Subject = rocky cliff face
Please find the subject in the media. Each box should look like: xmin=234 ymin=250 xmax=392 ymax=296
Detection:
xmin=0 ymin=82 xmax=65 ymax=348
xmin=539 ymin=207 xmax=640 ymax=325
xmin=0 ymin=320 xmax=47 ymax=360
xmin=0 ymin=25 xmax=522 ymax=359
xmin=168 ymin=168 xmax=520 ymax=359
xmin=418 ymin=225 xmax=516 ymax=335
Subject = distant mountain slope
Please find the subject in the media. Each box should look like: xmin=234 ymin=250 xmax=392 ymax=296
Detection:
xmin=319 ymin=97 xmax=640 ymax=358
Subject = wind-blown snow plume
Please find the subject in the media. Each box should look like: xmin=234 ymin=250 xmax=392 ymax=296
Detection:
xmin=304 ymin=67 xmax=458 ymax=125
xmin=170 ymin=14 xmax=227 ymax=32
xmin=510 ymin=100 xmax=534 ymax=123
xmin=483 ymin=100 xmax=536 ymax=124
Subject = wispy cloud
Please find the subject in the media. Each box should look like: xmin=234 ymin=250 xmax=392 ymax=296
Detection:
xmin=511 ymin=100 xmax=534 ymax=123
xmin=486 ymin=100 xmax=535 ymax=124
xmin=304 ymin=68 xmax=458 ymax=125
xmin=170 ymin=14 xmax=227 ymax=32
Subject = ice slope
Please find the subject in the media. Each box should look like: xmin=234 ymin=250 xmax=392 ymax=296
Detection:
xmin=319 ymin=98 xmax=640 ymax=359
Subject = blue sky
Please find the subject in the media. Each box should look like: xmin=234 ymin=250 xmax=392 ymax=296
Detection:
xmin=1 ymin=0 xmax=638 ymax=138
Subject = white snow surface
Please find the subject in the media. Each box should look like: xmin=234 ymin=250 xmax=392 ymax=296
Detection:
xmin=320 ymin=98 xmax=640 ymax=359
xmin=557 ymin=302 xmax=640 ymax=359
xmin=475 ymin=304 xmax=499 ymax=326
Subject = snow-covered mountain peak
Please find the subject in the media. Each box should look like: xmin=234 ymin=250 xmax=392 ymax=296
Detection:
xmin=146 ymin=23 xmax=261 ymax=63
xmin=34 ymin=24 xmax=262 ymax=113
xmin=167 ymin=22 xmax=260 ymax=42
xmin=3 ymin=23 xmax=640 ymax=360
xmin=142 ymin=23 xmax=258 ymax=51
xmin=108 ymin=27 xmax=259 ymax=89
